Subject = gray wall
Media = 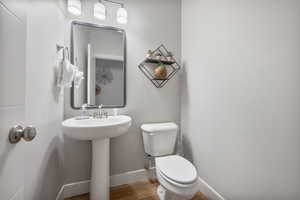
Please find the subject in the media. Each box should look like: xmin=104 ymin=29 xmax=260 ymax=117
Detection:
xmin=25 ymin=1 xmax=65 ymax=200
xmin=64 ymin=0 xmax=181 ymax=184
xmin=181 ymin=0 xmax=300 ymax=199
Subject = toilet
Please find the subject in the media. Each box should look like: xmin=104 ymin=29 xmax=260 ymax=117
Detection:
xmin=141 ymin=122 xmax=199 ymax=200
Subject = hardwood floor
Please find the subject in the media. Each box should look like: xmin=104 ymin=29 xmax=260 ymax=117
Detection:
xmin=65 ymin=179 xmax=208 ymax=200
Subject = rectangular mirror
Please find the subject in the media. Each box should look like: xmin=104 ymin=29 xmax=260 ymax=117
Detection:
xmin=71 ymin=21 xmax=126 ymax=109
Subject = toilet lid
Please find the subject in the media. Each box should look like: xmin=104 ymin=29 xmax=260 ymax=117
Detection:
xmin=156 ymin=155 xmax=198 ymax=184
xmin=141 ymin=122 xmax=178 ymax=132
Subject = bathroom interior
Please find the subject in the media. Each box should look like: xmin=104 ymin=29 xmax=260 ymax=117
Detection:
xmin=1 ymin=0 xmax=300 ymax=200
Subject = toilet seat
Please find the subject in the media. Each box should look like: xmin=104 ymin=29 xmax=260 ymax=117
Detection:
xmin=155 ymin=155 xmax=200 ymax=199
xmin=157 ymin=168 xmax=198 ymax=188
xmin=156 ymin=155 xmax=198 ymax=184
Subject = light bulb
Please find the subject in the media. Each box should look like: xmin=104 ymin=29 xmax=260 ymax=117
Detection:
xmin=94 ymin=1 xmax=106 ymax=20
xmin=68 ymin=0 xmax=81 ymax=16
xmin=117 ymin=7 xmax=128 ymax=24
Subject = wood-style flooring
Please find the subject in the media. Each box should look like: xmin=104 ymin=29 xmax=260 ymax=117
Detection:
xmin=65 ymin=179 xmax=208 ymax=200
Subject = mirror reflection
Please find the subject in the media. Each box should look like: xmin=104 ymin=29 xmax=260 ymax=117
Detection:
xmin=71 ymin=22 xmax=126 ymax=109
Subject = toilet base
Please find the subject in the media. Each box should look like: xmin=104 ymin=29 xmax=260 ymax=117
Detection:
xmin=157 ymin=185 xmax=166 ymax=200
xmin=157 ymin=185 xmax=189 ymax=200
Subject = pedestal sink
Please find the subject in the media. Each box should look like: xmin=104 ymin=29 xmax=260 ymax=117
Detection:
xmin=62 ymin=115 xmax=132 ymax=200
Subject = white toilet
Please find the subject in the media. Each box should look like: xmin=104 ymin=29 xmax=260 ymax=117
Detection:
xmin=141 ymin=122 xmax=199 ymax=200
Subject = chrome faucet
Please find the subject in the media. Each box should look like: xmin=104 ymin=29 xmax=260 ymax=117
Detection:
xmin=93 ymin=104 xmax=108 ymax=119
xmin=78 ymin=104 xmax=90 ymax=119
xmin=98 ymin=104 xmax=103 ymax=117
xmin=93 ymin=104 xmax=102 ymax=118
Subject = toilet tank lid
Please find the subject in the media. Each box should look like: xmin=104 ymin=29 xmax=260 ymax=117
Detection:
xmin=141 ymin=122 xmax=178 ymax=132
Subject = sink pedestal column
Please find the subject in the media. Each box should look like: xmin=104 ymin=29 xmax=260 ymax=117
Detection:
xmin=90 ymin=138 xmax=110 ymax=200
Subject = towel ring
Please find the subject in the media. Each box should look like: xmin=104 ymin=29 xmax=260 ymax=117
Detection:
xmin=56 ymin=44 xmax=70 ymax=61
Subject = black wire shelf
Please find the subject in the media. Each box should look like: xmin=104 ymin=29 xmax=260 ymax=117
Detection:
xmin=145 ymin=58 xmax=176 ymax=65
xmin=138 ymin=44 xmax=181 ymax=88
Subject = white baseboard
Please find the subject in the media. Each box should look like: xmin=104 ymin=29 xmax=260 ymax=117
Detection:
xmin=110 ymin=168 xmax=155 ymax=187
xmin=63 ymin=180 xmax=90 ymax=198
xmin=55 ymin=184 xmax=65 ymax=200
xmin=56 ymin=168 xmax=225 ymax=200
xmin=56 ymin=168 xmax=155 ymax=199
xmin=198 ymin=177 xmax=226 ymax=200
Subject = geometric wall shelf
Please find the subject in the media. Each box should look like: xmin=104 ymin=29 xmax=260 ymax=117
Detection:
xmin=138 ymin=44 xmax=181 ymax=88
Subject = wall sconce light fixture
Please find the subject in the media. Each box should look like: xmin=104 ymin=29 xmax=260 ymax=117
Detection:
xmin=94 ymin=0 xmax=128 ymax=24
xmin=68 ymin=0 xmax=127 ymax=24
xmin=68 ymin=0 xmax=82 ymax=16
xmin=117 ymin=6 xmax=128 ymax=24
xmin=94 ymin=0 xmax=106 ymax=20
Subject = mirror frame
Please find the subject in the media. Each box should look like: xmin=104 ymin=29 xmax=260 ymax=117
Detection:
xmin=70 ymin=21 xmax=127 ymax=109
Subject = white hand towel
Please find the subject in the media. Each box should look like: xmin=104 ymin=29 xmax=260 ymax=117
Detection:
xmin=56 ymin=48 xmax=65 ymax=87
xmin=61 ymin=59 xmax=75 ymax=87
xmin=56 ymin=59 xmax=64 ymax=87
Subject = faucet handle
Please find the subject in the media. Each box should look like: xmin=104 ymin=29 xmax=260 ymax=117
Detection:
xmin=77 ymin=103 xmax=91 ymax=120
xmin=81 ymin=104 xmax=88 ymax=109
xmin=102 ymin=111 xmax=108 ymax=118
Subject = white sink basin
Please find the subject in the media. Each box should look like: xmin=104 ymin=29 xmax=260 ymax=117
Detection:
xmin=62 ymin=115 xmax=132 ymax=200
xmin=62 ymin=115 xmax=132 ymax=140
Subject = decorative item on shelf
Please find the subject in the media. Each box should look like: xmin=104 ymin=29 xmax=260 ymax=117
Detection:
xmin=154 ymin=52 xmax=162 ymax=60
xmin=166 ymin=51 xmax=174 ymax=62
xmin=154 ymin=63 xmax=167 ymax=80
xmin=147 ymin=50 xmax=154 ymax=59
xmin=138 ymin=44 xmax=181 ymax=88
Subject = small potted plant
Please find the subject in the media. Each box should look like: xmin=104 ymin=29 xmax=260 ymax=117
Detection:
xmin=147 ymin=50 xmax=154 ymax=59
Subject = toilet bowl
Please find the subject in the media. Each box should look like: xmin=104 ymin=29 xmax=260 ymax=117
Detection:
xmin=141 ymin=122 xmax=199 ymax=200
xmin=155 ymin=155 xmax=199 ymax=200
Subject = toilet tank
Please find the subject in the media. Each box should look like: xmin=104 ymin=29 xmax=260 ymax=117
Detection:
xmin=141 ymin=122 xmax=178 ymax=157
